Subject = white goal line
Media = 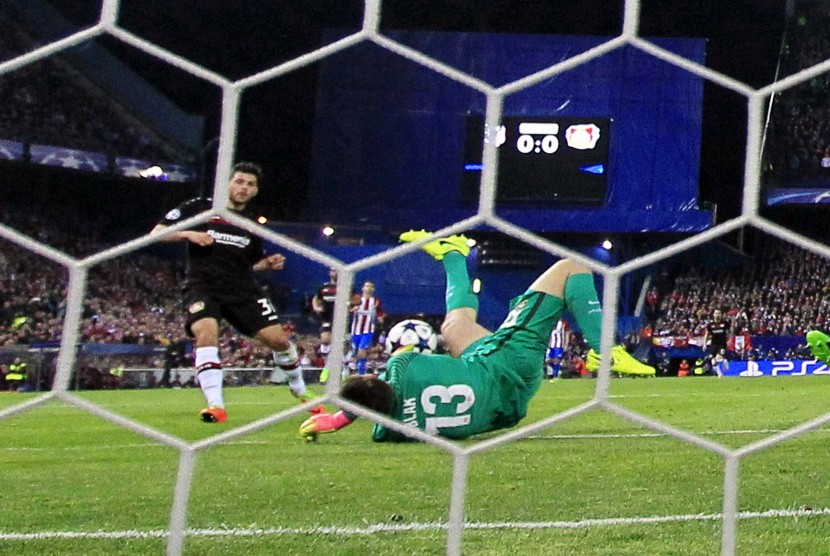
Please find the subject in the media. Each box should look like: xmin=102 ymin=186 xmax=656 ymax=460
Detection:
xmin=1 ymin=506 xmax=827 ymax=541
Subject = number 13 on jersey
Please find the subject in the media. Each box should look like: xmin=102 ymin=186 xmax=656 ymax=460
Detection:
xmin=421 ymin=384 xmax=476 ymax=434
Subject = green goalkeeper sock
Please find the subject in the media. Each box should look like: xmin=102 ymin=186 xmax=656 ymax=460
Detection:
xmin=564 ymin=272 xmax=603 ymax=351
xmin=443 ymin=252 xmax=478 ymax=312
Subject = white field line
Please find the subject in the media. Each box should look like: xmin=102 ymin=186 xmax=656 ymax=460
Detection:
xmin=3 ymin=427 xmax=828 ymax=451
xmin=4 ymin=389 xmax=768 ymax=411
xmin=525 ymin=429 xmax=799 ymax=440
xmin=1 ymin=440 xmax=271 ymax=451
xmin=1 ymin=507 xmax=828 ymax=541
xmin=607 ymin=393 xmax=767 ymax=398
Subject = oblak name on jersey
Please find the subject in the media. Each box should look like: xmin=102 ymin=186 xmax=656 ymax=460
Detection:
xmin=402 ymin=397 xmax=418 ymax=428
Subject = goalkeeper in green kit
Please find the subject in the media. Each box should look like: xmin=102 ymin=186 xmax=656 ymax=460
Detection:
xmin=299 ymin=230 xmax=654 ymax=443
xmin=807 ymin=329 xmax=830 ymax=365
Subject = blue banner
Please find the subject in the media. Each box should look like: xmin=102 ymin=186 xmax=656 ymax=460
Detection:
xmin=725 ymin=360 xmax=830 ymax=377
xmin=765 ymin=188 xmax=830 ymax=205
xmin=0 ymin=139 xmax=24 ymax=160
xmin=30 ymin=144 xmax=108 ymax=172
xmin=116 ymin=157 xmax=197 ymax=183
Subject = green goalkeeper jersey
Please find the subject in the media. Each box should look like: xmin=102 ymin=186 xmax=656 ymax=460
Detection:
xmin=370 ymin=351 xmax=529 ymax=441
xmin=371 ymin=291 xmax=560 ymax=442
xmin=372 ymin=344 xmax=542 ymax=442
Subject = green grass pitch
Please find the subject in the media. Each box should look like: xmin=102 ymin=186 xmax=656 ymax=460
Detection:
xmin=3 ymin=376 xmax=830 ymax=555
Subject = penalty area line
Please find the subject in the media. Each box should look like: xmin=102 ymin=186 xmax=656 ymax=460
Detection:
xmin=2 ymin=507 xmax=830 ymax=541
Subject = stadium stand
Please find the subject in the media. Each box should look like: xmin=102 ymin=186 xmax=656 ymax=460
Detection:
xmin=4 ymin=188 xmax=827 ymax=385
xmin=766 ymin=3 xmax=830 ymax=180
xmin=647 ymin=236 xmax=824 ymax=361
xmin=0 ymin=12 xmax=193 ymax=167
xmin=0 ymin=196 xmax=338 ymax=389
xmin=1 ymin=1 xmax=825 ymax=388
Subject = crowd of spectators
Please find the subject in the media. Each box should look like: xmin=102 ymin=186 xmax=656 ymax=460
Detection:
xmin=0 ymin=232 xmax=337 ymax=362
xmin=766 ymin=4 xmax=830 ymax=179
xmin=0 ymin=14 xmax=186 ymax=165
xmin=7 ymin=199 xmax=830 ymax=375
xmin=5 ymin=201 xmax=829 ymax=379
xmin=646 ymin=237 xmax=827 ymax=361
xmin=0 ymin=192 xmax=369 ymax=386
xmin=5 ymin=181 xmax=830 ymax=385
xmin=0 ymin=239 xmax=184 ymax=345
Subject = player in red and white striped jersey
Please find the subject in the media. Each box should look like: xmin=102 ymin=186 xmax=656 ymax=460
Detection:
xmin=350 ymin=281 xmax=385 ymax=375
xmin=546 ymin=319 xmax=570 ymax=379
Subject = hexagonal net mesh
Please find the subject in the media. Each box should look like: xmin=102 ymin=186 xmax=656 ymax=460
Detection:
xmin=3 ymin=1 xmax=830 ymax=555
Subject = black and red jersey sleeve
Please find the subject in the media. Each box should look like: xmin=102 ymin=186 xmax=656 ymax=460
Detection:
xmin=160 ymin=198 xmax=211 ymax=227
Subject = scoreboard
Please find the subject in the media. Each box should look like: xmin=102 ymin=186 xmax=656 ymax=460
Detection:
xmin=461 ymin=115 xmax=611 ymax=205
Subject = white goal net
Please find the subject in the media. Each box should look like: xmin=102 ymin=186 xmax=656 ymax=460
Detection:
xmin=2 ymin=1 xmax=830 ymax=555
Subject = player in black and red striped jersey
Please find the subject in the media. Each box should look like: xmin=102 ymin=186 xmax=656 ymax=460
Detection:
xmin=151 ymin=161 xmax=320 ymax=422
xmin=312 ymin=267 xmax=338 ymax=327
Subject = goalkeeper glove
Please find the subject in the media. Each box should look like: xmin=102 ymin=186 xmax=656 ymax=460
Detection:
xmin=299 ymin=410 xmax=354 ymax=439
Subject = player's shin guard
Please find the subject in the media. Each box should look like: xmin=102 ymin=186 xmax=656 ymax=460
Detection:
xmin=272 ymin=342 xmax=299 ymax=370
xmin=273 ymin=343 xmax=307 ymax=397
xmin=196 ymin=362 xmax=224 ymax=409
xmin=195 ymin=346 xmax=224 ymax=408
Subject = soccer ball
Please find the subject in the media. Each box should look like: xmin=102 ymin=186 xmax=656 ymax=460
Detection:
xmin=384 ymin=319 xmax=438 ymax=354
